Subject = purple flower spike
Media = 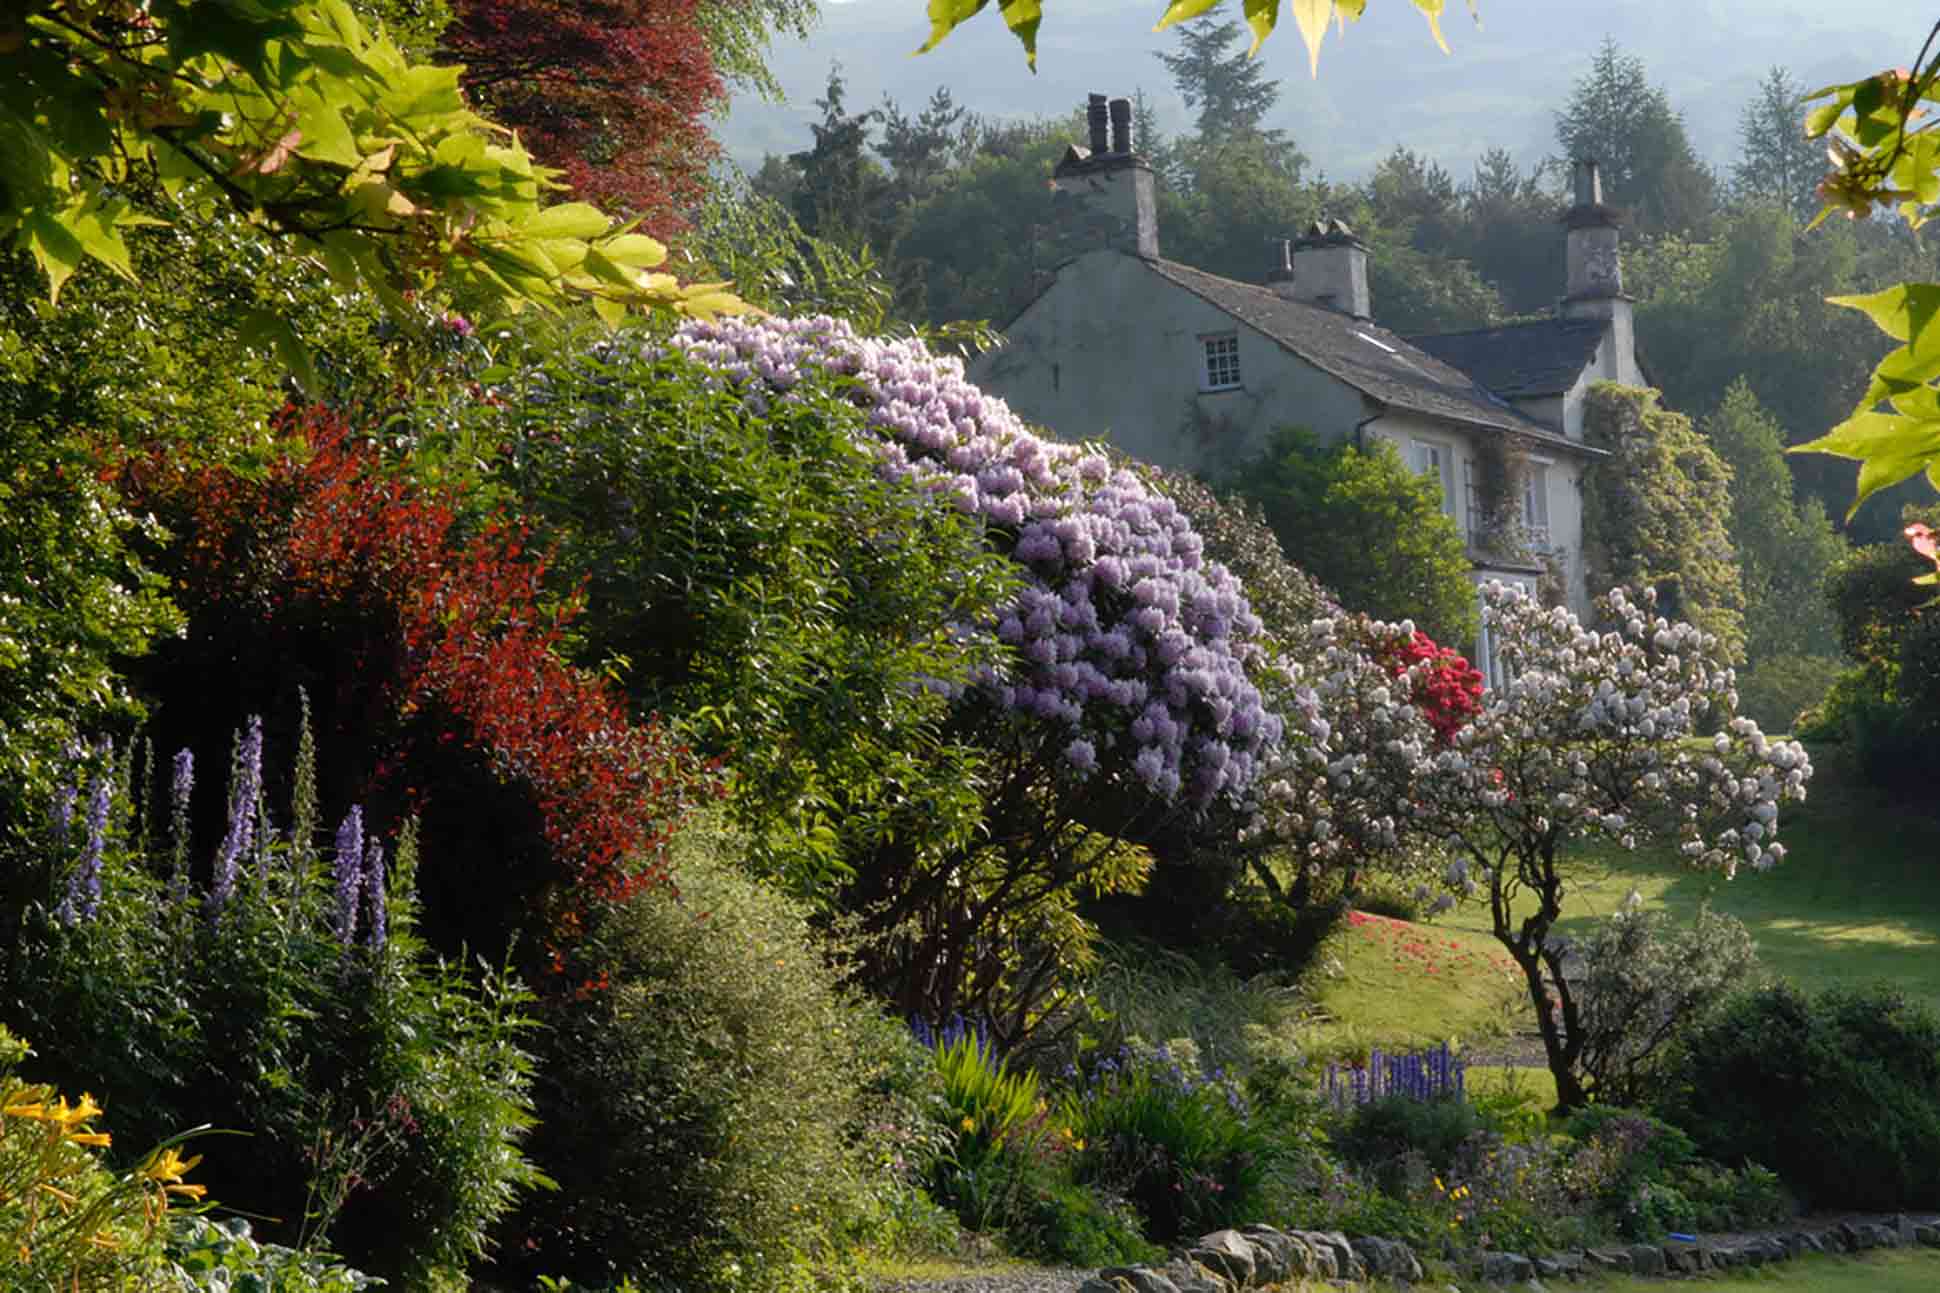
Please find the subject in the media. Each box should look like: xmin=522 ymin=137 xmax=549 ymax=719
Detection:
xmin=60 ymin=775 xmax=112 ymax=926
xmin=332 ymin=806 xmax=364 ymax=946
xmin=168 ymin=749 xmax=194 ymax=903
xmin=209 ymin=716 xmax=264 ymax=918
xmin=363 ymin=840 xmax=387 ymax=955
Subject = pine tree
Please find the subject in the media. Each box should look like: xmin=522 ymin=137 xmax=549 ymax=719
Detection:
xmin=1730 ymin=67 xmax=1825 ymax=222
xmin=1554 ymin=39 xmax=1716 ymax=236
xmin=1156 ymin=18 xmax=1284 ymax=141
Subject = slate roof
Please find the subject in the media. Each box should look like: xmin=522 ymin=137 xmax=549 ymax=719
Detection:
xmin=1407 ymin=318 xmax=1609 ymax=400
xmin=1140 ymin=257 xmax=1588 ymax=453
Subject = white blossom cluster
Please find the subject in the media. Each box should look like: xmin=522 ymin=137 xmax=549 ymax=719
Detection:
xmin=662 ymin=315 xmax=1280 ymax=810
xmin=1248 ymin=616 xmax=1442 ymax=866
xmin=1424 ymin=584 xmax=1812 ymax=877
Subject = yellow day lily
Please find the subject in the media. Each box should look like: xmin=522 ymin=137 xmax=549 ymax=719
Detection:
xmin=66 ymin=1131 xmax=111 ymax=1148
xmin=141 ymin=1147 xmax=203 ymax=1185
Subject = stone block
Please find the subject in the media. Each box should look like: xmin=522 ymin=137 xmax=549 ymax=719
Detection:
xmin=1099 ymin=1266 xmax=1182 ymax=1293
xmin=1191 ymin=1230 xmax=1256 ymax=1286
xmin=1477 ymin=1250 xmax=1534 ymax=1283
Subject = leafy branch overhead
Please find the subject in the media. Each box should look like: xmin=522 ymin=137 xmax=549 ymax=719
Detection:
xmin=1 ymin=0 xmax=744 ymax=324
xmin=1791 ymin=21 xmax=1940 ymax=519
xmin=916 ymin=0 xmax=1475 ymax=74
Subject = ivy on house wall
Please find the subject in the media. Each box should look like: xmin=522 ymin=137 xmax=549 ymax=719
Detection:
xmin=1581 ymin=383 xmax=1746 ymax=661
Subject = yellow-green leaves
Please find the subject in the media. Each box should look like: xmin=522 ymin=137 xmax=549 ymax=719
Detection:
xmin=5 ymin=0 xmax=746 ymax=330
xmin=1057 ymin=0 xmax=1465 ymax=72
xmin=1794 ymin=285 xmax=1940 ymax=517
xmin=1791 ymin=43 xmax=1940 ymax=523
xmin=1288 ymin=0 xmax=1329 ymax=71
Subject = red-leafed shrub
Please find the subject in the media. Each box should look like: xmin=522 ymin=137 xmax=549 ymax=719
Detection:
xmin=1370 ymin=629 xmax=1485 ymax=745
xmin=120 ymin=405 xmax=701 ymax=958
xmin=441 ymin=0 xmax=723 ymax=232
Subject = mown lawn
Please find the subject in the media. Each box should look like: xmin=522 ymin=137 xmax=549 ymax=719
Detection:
xmin=1301 ymin=740 xmax=1940 ymax=1055
xmin=1581 ymin=1247 xmax=1940 ymax=1292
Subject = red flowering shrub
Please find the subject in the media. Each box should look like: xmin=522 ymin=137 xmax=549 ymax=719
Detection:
xmin=1370 ymin=629 xmax=1484 ymax=745
xmin=441 ymin=0 xmax=723 ymax=232
xmin=120 ymin=405 xmax=701 ymax=957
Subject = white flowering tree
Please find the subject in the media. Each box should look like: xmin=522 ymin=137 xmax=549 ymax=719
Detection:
xmin=1421 ymin=584 xmax=1812 ymax=1111
xmin=662 ymin=315 xmax=1282 ymax=1043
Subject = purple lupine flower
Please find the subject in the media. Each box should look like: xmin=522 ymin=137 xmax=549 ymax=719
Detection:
xmin=332 ymin=806 xmax=364 ymax=946
xmin=60 ymin=774 xmax=112 ymax=926
xmin=363 ymin=839 xmax=387 ymax=954
xmin=49 ymin=778 xmax=77 ymax=847
xmin=208 ymin=716 xmax=264 ymax=918
xmin=168 ymin=749 xmax=194 ymax=904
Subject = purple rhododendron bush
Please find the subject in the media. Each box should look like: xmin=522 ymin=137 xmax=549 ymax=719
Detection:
xmin=668 ymin=315 xmax=1281 ymax=812
xmin=653 ymin=316 xmax=1287 ymax=1039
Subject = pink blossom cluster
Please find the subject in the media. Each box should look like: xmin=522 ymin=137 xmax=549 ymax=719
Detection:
xmin=663 ymin=315 xmax=1279 ymax=809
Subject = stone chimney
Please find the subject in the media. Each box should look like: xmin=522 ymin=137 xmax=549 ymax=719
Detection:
xmin=1291 ymin=218 xmax=1370 ymax=318
xmin=1562 ymin=159 xmax=1624 ymax=309
xmin=1267 ymin=238 xmax=1297 ymax=299
xmin=1049 ymin=93 xmax=1159 ymax=260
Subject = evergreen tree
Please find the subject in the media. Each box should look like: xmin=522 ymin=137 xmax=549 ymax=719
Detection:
xmin=785 ymin=65 xmax=894 ymax=252
xmin=879 ymin=86 xmax=975 ymax=210
xmin=1555 ymin=38 xmax=1717 ymax=236
xmin=1730 ymin=67 xmax=1825 ymax=222
xmin=1156 ymin=17 xmax=1283 ymax=139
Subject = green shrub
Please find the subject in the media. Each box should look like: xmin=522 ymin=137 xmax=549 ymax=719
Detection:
xmin=1735 ymin=653 xmax=1843 ymax=735
xmin=163 ymin=1217 xmax=382 ymax=1292
xmin=1220 ymin=429 xmax=1478 ymax=647
xmin=1065 ymin=1040 xmax=1277 ymax=1243
xmin=1656 ymin=981 xmax=1940 ymax=1210
xmin=1569 ymin=903 xmax=1761 ymax=1106
xmin=508 ymin=812 xmax=892 ymax=1290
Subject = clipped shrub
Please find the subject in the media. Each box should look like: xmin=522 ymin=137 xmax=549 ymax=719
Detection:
xmin=1657 ymin=981 xmax=1940 ymax=1210
xmin=1 ymin=722 xmax=545 ymax=1288
xmin=1065 ymin=1040 xmax=1275 ymax=1243
xmin=1568 ymin=902 xmax=1761 ymax=1106
xmin=508 ymin=812 xmax=893 ymax=1290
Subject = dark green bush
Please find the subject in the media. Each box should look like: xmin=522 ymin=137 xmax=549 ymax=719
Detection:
xmin=509 ymin=813 xmax=902 ymax=1290
xmin=1656 ymin=981 xmax=1940 ymax=1210
xmin=1331 ymin=1093 xmax=1488 ymax=1184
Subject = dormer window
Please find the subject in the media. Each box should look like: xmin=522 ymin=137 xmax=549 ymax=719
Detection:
xmin=1202 ymin=334 xmax=1241 ymax=391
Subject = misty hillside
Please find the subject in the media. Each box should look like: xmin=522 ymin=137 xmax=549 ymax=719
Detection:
xmin=715 ymin=0 xmax=1914 ymax=180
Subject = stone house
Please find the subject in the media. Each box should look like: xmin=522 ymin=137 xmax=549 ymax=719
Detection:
xmin=966 ymin=95 xmax=1647 ymax=682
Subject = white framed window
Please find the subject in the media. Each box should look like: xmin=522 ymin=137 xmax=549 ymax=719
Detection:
xmin=1409 ymin=438 xmax=1457 ymax=522
xmin=1474 ymin=578 xmax=1534 ymax=691
xmin=1201 ymin=334 xmax=1242 ymax=391
xmin=1522 ymin=461 xmax=1552 ymax=551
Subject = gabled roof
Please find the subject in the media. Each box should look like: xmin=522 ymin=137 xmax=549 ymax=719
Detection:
xmin=1407 ymin=318 xmax=1609 ymax=400
xmin=1139 ymin=257 xmax=1583 ymax=450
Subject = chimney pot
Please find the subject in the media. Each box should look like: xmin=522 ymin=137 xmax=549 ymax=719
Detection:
xmin=1573 ymin=159 xmax=1603 ymax=208
xmin=1108 ymin=97 xmax=1133 ymax=154
xmin=1087 ymin=94 xmax=1109 ymax=155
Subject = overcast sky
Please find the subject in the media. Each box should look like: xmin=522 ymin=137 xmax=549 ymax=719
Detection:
xmin=713 ymin=0 xmax=1920 ymax=183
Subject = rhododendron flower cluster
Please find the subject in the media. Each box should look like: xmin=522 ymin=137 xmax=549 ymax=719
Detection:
xmin=1251 ymin=615 xmax=1446 ymax=866
xmin=663 ymin=315 xmax=1280 ymax=811
xmin=1432 ymin=584 xmax=1811 ymax=880
xmin=1368 ymin=628 xmax=1483 ymax=746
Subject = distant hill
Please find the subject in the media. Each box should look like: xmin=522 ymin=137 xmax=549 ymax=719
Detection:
xmin=713 ymin=0 xmax=1914 ymax=183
